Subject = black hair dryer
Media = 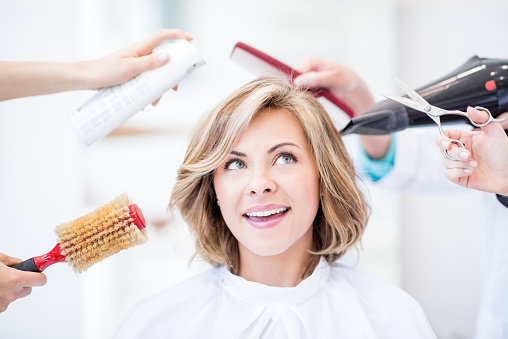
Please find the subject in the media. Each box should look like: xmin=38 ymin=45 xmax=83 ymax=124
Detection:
xmin=341 ymin=56 xmax=508 ymax=135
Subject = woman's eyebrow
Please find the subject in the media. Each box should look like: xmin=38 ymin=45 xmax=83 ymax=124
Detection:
xmin=230 ymin=150 xmax=246 ymax=157
xmin=268 ymin=142 xmax=300 ymax=154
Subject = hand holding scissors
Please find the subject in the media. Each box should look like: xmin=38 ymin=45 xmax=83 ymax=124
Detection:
xmin=383 ymin=76 xmax=506 ymax=161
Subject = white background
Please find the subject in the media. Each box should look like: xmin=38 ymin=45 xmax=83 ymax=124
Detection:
xmin=0 ymin=0 xmax=507 ymax=338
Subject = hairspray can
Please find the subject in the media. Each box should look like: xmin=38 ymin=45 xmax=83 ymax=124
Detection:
xmin=69 ymin=39 xmax=206 ymax=146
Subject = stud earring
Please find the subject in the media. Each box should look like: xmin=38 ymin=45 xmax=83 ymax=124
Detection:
xmin=217 ymin=200 xmax=220 ymax=206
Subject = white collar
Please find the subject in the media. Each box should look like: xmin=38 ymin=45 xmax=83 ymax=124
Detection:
xmin=220 ymin=257 xmax=330 ymax=305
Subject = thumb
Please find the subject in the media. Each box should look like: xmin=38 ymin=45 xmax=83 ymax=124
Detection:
xmin=133 ymin=51 xmax=170 ymax=74
xmin=469 ymin=107 xmax=506 ymax=136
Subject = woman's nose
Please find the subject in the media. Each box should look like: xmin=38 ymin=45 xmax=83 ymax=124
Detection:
xmin=248 ymin=170 xmax=276 ymax=196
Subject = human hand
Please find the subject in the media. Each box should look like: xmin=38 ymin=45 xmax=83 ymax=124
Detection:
xmin=294 ymin=57 xmax=375 ymax=117
xmin=294 ymin=57 xmax=390 ymax=160
xmin=0 ymin=253 xmax=47 ymax=312
xmin=82 ymin=28 xmax=193 ymax=92
xmin=436 ymin=107 xmax=508 ymax=195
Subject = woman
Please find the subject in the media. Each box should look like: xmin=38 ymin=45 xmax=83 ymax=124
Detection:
xmin=114 ymin=77 xmax=435 ymax=338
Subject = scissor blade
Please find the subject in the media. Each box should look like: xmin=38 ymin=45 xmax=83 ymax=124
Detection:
xmin=382 ymin=93 xmax=429 ymax=114
xmin=392 ymin=75 xmax=429 ymax=106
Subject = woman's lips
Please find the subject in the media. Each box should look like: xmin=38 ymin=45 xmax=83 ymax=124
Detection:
xmin=243 ymin=207 xmax=290 ymax=229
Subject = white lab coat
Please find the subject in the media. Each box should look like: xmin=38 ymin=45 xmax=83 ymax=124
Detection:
xmin=364 ymin=129 xmax=508 ymax=339
xmin=113 ymin=257 xmax=435 ymax=339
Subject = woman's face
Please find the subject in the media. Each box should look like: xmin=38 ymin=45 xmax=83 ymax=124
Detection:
xmin=213 ymin=109 xmax=320 ymax=257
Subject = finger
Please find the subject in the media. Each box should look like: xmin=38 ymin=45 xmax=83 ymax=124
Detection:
xmin=436 ymin=134 xmax=451 ymax=150
xmin=294 ymin=69 xmax=352 ymax=94
xmin=444 ymin=145 xmax=471 ymax=161
xmin=0 ymin=253 xmax=21 ymax=266
xmin=480 ymin=116 xmax=506 ymax=136
xmin=154 ymin=28 xmax=193 ymax=42
xmin=131 ymin=52 xmax=170 ymax=75
xmin=497 ymin=112 xmax=508 ymax=130
xmin=151 ymin=85 xmax=177 ymax=106
xmin=293 ymin=71 xmax=320 ymax=88
xmin=134 ymin=29 xmax=193 ymax=56
xmin=16 ymin=271 xmax=47 ymax=288
xmin=16 ymin=287 xmax=32 ymax=299
xmin=442 ymin=157 xmax=477 ymax=170
xmin=467 ymin=106 xmax=489 ymax=124
xmin=444 ymin=168 xmax=473 ymax=182
xmin=441 ymin=128 xmax=469 ymax=141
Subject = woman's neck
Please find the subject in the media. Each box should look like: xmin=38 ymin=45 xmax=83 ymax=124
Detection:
xmin=237 ymin=228 xmax=314 ymax=287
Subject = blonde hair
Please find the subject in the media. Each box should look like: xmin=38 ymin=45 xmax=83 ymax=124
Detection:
xmin=170 ymin=77 xmax=368 ymax=274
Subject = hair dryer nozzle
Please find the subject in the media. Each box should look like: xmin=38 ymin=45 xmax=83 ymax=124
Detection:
xmin=343 ymin=55 xmax=508 ymax=135
xmin=341 ymin=103 xmax=409 ymax=136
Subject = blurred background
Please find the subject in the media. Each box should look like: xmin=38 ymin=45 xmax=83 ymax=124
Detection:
xmin=1 ymin=0 xmax=507 ymax=338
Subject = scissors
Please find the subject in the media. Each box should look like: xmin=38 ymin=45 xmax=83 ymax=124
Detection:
xmin=383 ymin=75 xmax=507 ymax=161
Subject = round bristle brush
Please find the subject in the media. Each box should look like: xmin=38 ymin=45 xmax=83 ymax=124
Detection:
xmin=10 ymin=193 xmax=148 ymax=273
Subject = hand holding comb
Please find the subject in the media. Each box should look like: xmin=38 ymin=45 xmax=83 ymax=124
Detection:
xmin=11 ymin=193 xmax=148 ymax=273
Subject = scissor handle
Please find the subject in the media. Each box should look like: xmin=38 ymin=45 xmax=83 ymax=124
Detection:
xmin=443 ymin=139 xmax=465 ymax=161
xmin=468 ymin=106 xmax=506 ymax=127
xmin=435 ymin=115 xmax=464 ymax=160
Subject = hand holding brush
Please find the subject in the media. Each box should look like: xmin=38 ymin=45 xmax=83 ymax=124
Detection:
xmin=0 ymin=253 xmax=47 ymax=312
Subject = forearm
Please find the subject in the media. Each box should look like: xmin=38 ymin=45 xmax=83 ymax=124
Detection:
xmin=353 ymin=89 xmax=391 ymax=160
xmin=360 ymin=134 xmax=392 ymax=160
xmin=344 ymin=81 xmax=392 ymax=160
xmin=0 ymin=61 xmax=94 ymax=101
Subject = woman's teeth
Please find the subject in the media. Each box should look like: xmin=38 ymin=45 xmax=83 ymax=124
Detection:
xmin=246 ymin=207 xmax=288 ymax=217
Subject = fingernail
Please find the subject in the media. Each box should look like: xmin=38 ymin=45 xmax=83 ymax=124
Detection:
xmin=460 ymin=152 xmax=469 ymax=160
xmin=464 ymin=169 xmax=473 ymax=174
xmin=441 ymin=141 xmax=450 ymax=148
xmin=158 ymin=52 xmax=169 ymax=62
xmin=469 ymin=161 xmax=478 ymax=168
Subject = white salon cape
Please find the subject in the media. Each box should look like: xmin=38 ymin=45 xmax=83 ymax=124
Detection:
xmin=357 ymin=129 xmax=508 ymax=339
xmin=114 ymin=257 xmax=435 ymax=339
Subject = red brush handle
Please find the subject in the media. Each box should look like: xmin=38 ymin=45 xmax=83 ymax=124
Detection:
xmin=11 ymin=243 xmax=66 ymax=272
xmin=34 ymin=243 xmax=67 ymax=272
xmin=11 ymin=203 xmax=146 ymax=273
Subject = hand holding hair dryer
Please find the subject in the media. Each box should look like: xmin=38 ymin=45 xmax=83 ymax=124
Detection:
xmin=341 ymin=56 xmax=508 ymax=135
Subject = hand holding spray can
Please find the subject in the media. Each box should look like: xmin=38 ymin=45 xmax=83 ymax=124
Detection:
xmin=68 ymin=39 xmax=206 ymax=146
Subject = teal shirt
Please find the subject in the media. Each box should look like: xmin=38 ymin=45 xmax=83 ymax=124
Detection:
xmin=358 ymin=136 xmax=396 ymax=182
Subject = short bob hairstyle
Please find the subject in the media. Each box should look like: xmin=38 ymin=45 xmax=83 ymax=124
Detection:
xmin=170 ymin=77 xmax=368 ymax=274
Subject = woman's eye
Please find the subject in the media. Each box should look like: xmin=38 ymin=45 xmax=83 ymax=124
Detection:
xmin=226 ymin=159 xmax=246 ymax=170
xmin=275 ymin=153 xmax=295 ymax=165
